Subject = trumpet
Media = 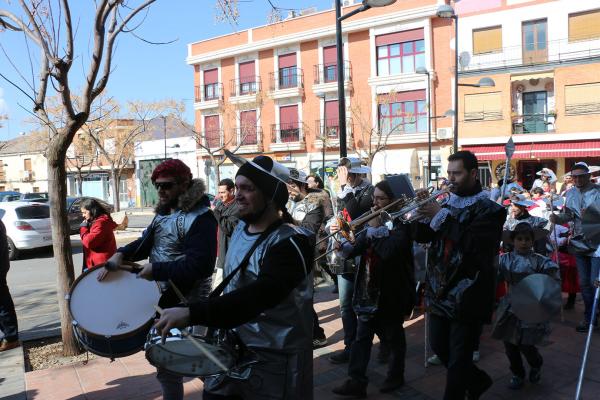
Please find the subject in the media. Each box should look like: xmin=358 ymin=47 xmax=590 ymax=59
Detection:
xmin=383 ymin=185 xmax=453 ymax=224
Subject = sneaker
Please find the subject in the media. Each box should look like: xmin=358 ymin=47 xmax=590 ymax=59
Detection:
xmin=332 ymin=379 xmax=367 ymax=398
xmin=427 ymin=354 xmax=442 ymax=366
xmin=0 ymin=339 xmax=20 ymax=352
xmin=508 ymin=375 xmax=524 ymax=390
xmin=529 ymin=367 xmax=542 ymax=383
xmin=379 ymin=376 xmax=404 ymax=393
xmin=329 ymin=349 xmax=350 ymax=364
xmin=313 ymin=337 xmax=328 ymax=349
xmin=472 ymin=351 xmax=480 ymax=363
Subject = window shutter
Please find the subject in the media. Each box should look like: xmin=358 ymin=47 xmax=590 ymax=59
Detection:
xmin=203 ymin=69 xmax=218 ymax=84
xmin=278 ymin=53 xmax=297 ymax=69
xmin=569 ymin=10 xmax=600 ymax=42
xmin=239 ymin=61 xmax=255 ymax=83
xmin=464 ymin=92 xmax=502 ymax=120
xmin=472 ymin=26 xmax=503 ymax=54
xmin=565 ymin=82 xmax=600 ymax=115
xmin=279 ymin=105 xmax=298 ymax=127
xmin=204 ymin=115 xmax=220 ymax=131
xmin=323 ymin=45 xmax=337 ymax=65
xmin=325 ymin=100 xmax=339 ymax=122
xmin=375 ymin=28 xmax=424 ymax=46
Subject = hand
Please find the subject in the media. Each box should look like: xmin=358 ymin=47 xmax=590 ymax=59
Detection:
xmin=419 ymin=200 xmax=442 ymax=219
xmin=415 ymin=188 xmax=429 ymax=201
xmin=154 ymin=307 xmax=191 ymax=343
xmin=337 ymin=166 xmax=348 ymax=186
xmin=136 ymin=263 xmax=154 ymax=281
xmin=97 ymin=267 xmax=110 ymax=282
xmin=105 ymin=252 xmax=124 ymax=271
xmin=330 ymin=219 xmax=340 ymax=234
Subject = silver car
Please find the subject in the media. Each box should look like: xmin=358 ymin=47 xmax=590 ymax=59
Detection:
xmin=0 ymin=202 xmax=53 ymax=260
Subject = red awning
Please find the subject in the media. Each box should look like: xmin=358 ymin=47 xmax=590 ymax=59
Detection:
xmin=461 ymin=140 xmax=600 ymax=160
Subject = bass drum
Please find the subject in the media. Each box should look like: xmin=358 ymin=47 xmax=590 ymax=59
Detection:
xmin=68 ymin=267 xmax=161 ymax=358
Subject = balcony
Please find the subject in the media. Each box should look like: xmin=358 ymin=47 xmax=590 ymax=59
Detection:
xmin=512 ymin=113 xmax=555 ymax=134
xmin=197 ymin=129 xmax=223 ymax=154
xmin=312 ymin=61 xmax=353 ymax=96
xmin=313 ymin=118 xmax=354 ymax=149
xmin=229 ymin=76 xmax=262 ymax=104
xmin=194 ymin=83 xmax=223 ymax=110
xmin=268 ymin=68 xmax=304 ymax=99
xmin=233 ymin=126 xmax=263 ymax=153
xmin=460 ymin=37 xmax=600 ymax=73
xmin=270 ymin=122 xmax=305 ymax=151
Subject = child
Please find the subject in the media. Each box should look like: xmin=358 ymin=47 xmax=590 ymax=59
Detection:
xmin=492 ymin=222 xmax=560 ymax=390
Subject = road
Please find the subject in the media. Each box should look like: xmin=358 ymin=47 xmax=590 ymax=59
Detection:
xmin=3 ymin=213 xmax=153 ymax=341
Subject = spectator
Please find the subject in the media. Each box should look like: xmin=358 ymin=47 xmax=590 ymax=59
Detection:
xmin=531 ymin=168 xmax=557 ymax=191
xmin=212 ymin=178 xmax=239 ymax=288
xmin=80 ymin=198 xmax=117 ymax=273
xmin=0 ymin=219 xmax=19 ymax=352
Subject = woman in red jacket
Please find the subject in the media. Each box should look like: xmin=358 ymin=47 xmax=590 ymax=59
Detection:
xmin=79 ymin=198 xmax=117 ymax=273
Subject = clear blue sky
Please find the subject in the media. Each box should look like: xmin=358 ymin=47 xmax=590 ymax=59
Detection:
xmin=0 ymin=0 xmax=332 ymax=140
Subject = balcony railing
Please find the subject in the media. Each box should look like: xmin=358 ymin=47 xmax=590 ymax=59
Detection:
xmin=313 ymin=61 xmax=352 ymax=85
xmin=201 ymin=129 xmax=223 ymax=148
xmin=234 ymin=126 xmax=262 ymax=147
xmin=269 ymin=68 xmax=304 ymax=91
xmin=194 ymin=83 xmax=223 ymax=102
xmin=461 ymin=37 xmax=600 ymax=72
xmin=229 ymin=76 xmax=261 ymax=97
xmin=271 ymin=122 xmax=304 ymax=143
xmin=512 ymin=113 xmax=552 ymax=134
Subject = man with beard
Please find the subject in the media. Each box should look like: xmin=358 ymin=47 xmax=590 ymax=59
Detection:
xmin=414 ymin=151 xmax=505 ymax=400
xmin=287 ymin=167 xmax=331 ymax=348
xmin=154 ymin=153 xmax=314 ymax=400
xmin=101 ymin=159 xmax=217 ymax=400
xmin=213 ymin=178 xmax=239 ymax=288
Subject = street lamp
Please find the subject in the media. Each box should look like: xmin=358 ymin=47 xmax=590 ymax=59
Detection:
xmin=161 ymin=116 xmax=167 ymax=160
xmin=415 ymin=67 xmax=433 ymax=186
xmin=317 ymin=93 xmax=329 ymax=181
xmin=458 ymin=77 xmax=496 ymax=88
xmin=336 ymin=0 xmax=397 ymax=158
xmin=436 ymin=4 xmax=459 ymax=152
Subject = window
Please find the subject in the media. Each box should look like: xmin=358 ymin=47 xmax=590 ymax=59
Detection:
xmin=203 ymin=69 xmax=219 ymax=100
xmin=24 ymin=158 xmax=32 ymax=171
xmin=119 ymin=178 xmax=129 ymax=203
xmin=204 ymin=115 xmax=221 ymax=147
xmin=565 ymin=82 xmax=600 ymax=115
xmin=478 ymin=163 xmax=492 ymax=188
xmin=376 ymin=28 xmax=425 ymax=76
xmin=464 ymin=92 xmax=502 ymax=121
xmin=323 ymin=45 xmax=337 ymax=82
xmin=473 ymin=26 xmax=502 ymax=55
xmin=238 ymin=61 xmax=257 ymax=95
xmin=240 ymin=110 xmax=258 ymax=145
xmin=378 ymin=90 xmax=427 ymax=135
xmin=278 ymin=53 xmax=298 ymax=89
xmin=569 ymin=9 xmax=600 ymax=42
xmin=279 ymin=105 xmax=299 ymax=142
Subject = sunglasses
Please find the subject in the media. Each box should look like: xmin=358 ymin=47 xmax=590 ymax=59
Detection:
xmin=154 ymin=181 xmax=176 ymax=190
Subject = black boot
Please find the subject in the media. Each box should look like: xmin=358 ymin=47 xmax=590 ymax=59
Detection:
xmin=332 ymin=379 xmax=367 ymax=398
xmin=564 ymin=293 xmax=576 ymax=310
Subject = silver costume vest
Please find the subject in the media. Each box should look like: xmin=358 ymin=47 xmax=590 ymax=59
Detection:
xmin=223 ymin=221 xmax=313 ymax=351
xmin=564 ymin=184 xmax=600 ymax=255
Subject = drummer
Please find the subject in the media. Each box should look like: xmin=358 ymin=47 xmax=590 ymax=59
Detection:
xmin=102 ymin=159 xmax=217 ymax=400
xmin=492 ymin=222 xmax=560 ymax=390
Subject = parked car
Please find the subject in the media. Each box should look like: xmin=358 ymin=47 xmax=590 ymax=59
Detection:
xmin=0 ymin=202 xmax=53 ymax=260
xmin=0 ymin=191 xmax=22 ymax=202
xmin=66 ymin=197 xmax=114 ymax=234
xmin=19 ymin=192 xmax=50 ymax=203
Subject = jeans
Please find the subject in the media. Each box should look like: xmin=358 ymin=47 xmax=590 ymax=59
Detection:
xmin=429 ymin=314 xmax=491 ymax=400
xmin=156 ymin=367 xmax=183 ymax=400
xmin=0 ymin=269 xmax=18 ymax=342
xmin=575 ymin=255 xmax=600 ymax=324
xmin=338 ymin=273 xmax=357 ymax=350
xmin=503 ymin=341 xmax=542 ymax=378
xmin=348 ymin=317 xmax=406 ymax=385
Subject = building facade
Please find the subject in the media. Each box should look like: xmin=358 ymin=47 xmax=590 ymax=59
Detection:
xmin=0 ymin=131 xmax=49 ymax=193
xmin=456 ymin=0 xmax=600 ymax=189
xmin=187 ymin=0 xmax=455 ymax=191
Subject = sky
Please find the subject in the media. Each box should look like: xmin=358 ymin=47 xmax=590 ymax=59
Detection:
xmin=0 ymin=0 xmax=333 ymax=140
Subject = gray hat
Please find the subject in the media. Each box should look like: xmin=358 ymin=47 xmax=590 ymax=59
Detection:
xmin=339 ymin=157 xmax=371 ymax=174
xmin=510 ymin=194 xmax=535 ymax=208
xmin=288 ymin=168 xmax=308 ymax=184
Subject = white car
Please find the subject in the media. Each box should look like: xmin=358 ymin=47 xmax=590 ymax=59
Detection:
xmin=0 ymin=202 xmax=53 ymax=260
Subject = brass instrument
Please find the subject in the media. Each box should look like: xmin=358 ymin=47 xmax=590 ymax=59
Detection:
xmin=383 ymin=185 xmax=453 ymax=224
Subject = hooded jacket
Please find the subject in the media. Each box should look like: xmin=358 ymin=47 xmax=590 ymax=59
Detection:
xmin=80 ymin=214 xmax=117 ymax=270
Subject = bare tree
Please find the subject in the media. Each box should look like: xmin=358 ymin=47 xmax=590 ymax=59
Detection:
xmin=0 ymin=0 xmax=159 ymax=355
xmin=66 ymin=135 xmax=97 ymax=196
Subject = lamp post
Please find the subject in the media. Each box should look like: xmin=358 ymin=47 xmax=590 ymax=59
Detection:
xmin=336 ymin=0 xmax=397 ymax=158
xmin=416 ymin=67 xmax=432 ymax=186
xmin=436 ymin=4 xmax=458 ymax=153
xmin=317 ymin=93 xmax=328 ymax=182
xmin=161 ymin=115 xmax=167 ymax=159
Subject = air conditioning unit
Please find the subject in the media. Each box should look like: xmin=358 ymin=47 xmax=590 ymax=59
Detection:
xmin=436 ymin=127 xmax=453 ymax=140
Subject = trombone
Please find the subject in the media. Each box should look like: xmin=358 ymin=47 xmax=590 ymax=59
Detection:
xmin=382 ymin=185 xmax=452 ymax=224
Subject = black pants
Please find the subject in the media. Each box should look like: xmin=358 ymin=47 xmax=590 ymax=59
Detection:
xmin=429 ymin=314 xmax=490 ymax=400
xmin=503 ymin=341 xmax=542 ymax=378
xmin=313 ymin=307 xmax=325 ymax=339
xmin=0 ymin=269 xmax=18 ymax=342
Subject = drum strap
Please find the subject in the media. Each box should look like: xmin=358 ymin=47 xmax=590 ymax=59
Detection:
xmin=210 ymin=220 xmax=283 ymax=299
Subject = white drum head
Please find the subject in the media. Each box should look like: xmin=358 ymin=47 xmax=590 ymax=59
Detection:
xmin=70 ymin=268 xmax=161 ymax=336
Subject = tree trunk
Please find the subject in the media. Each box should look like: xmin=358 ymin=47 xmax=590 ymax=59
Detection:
xmin=47 ymin=145 xmax=80 ymax=356
xmin=76 ymin=170 xmax=83 ymax=196
xmin=111 ymin=167 xmax=120 ymax=212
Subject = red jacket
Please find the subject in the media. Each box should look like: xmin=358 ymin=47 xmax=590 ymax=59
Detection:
xmin=80 ymin=214 xmax=117 ymax=270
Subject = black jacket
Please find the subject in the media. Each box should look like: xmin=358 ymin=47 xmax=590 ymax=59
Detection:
xmin=337 ymin=180 xmax=374 ymax=220
xmin=213 ymin=200 xmax=239 ymax=270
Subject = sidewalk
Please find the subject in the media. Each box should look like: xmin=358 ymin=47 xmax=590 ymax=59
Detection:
xmin=6 ymin=287 xmax=598 ymax=400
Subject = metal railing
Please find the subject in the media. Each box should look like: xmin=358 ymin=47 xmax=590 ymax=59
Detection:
xmin=460 ymin=37 xmax=600 ymax=72
xmin=194 ymin=83 xmax=223 ymax=102
xmin=234 ymin=126 xmax=262 ymax=146
xmin=314 ymin=118 xmax=354 ymax=140
xmin=512 ymin=113 xmax=552 ymax=134
xmin=313 ymin=61 xmax=352 ymax=85
xmin=229 ymin=76 xmax=262 ymax=97
xmin=271 ymin=122 xmax=304 ymax=143
xmin=201 ymin=129 xmax=223 ymax=148
xmin=269 ymin=68 xmax=304 ymax=91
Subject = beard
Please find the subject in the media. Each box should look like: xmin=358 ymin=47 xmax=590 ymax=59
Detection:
xmin=154 ymin=197 xmax=179 ymax=215
xmin=239 ymin=201 xmax=269 ymax=224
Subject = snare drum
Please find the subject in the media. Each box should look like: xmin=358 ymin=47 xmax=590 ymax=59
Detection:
xmin=68 ymin=267 xmax=161 ymax=358
xmin=145 ymin=329 xmax=236 ymax=377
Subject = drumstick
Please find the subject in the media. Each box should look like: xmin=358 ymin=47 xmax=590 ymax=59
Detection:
xmin=153 ymin=305 xmax=228 ymax=372
xmin=169 ymin=279 xmax=188 ymax=306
